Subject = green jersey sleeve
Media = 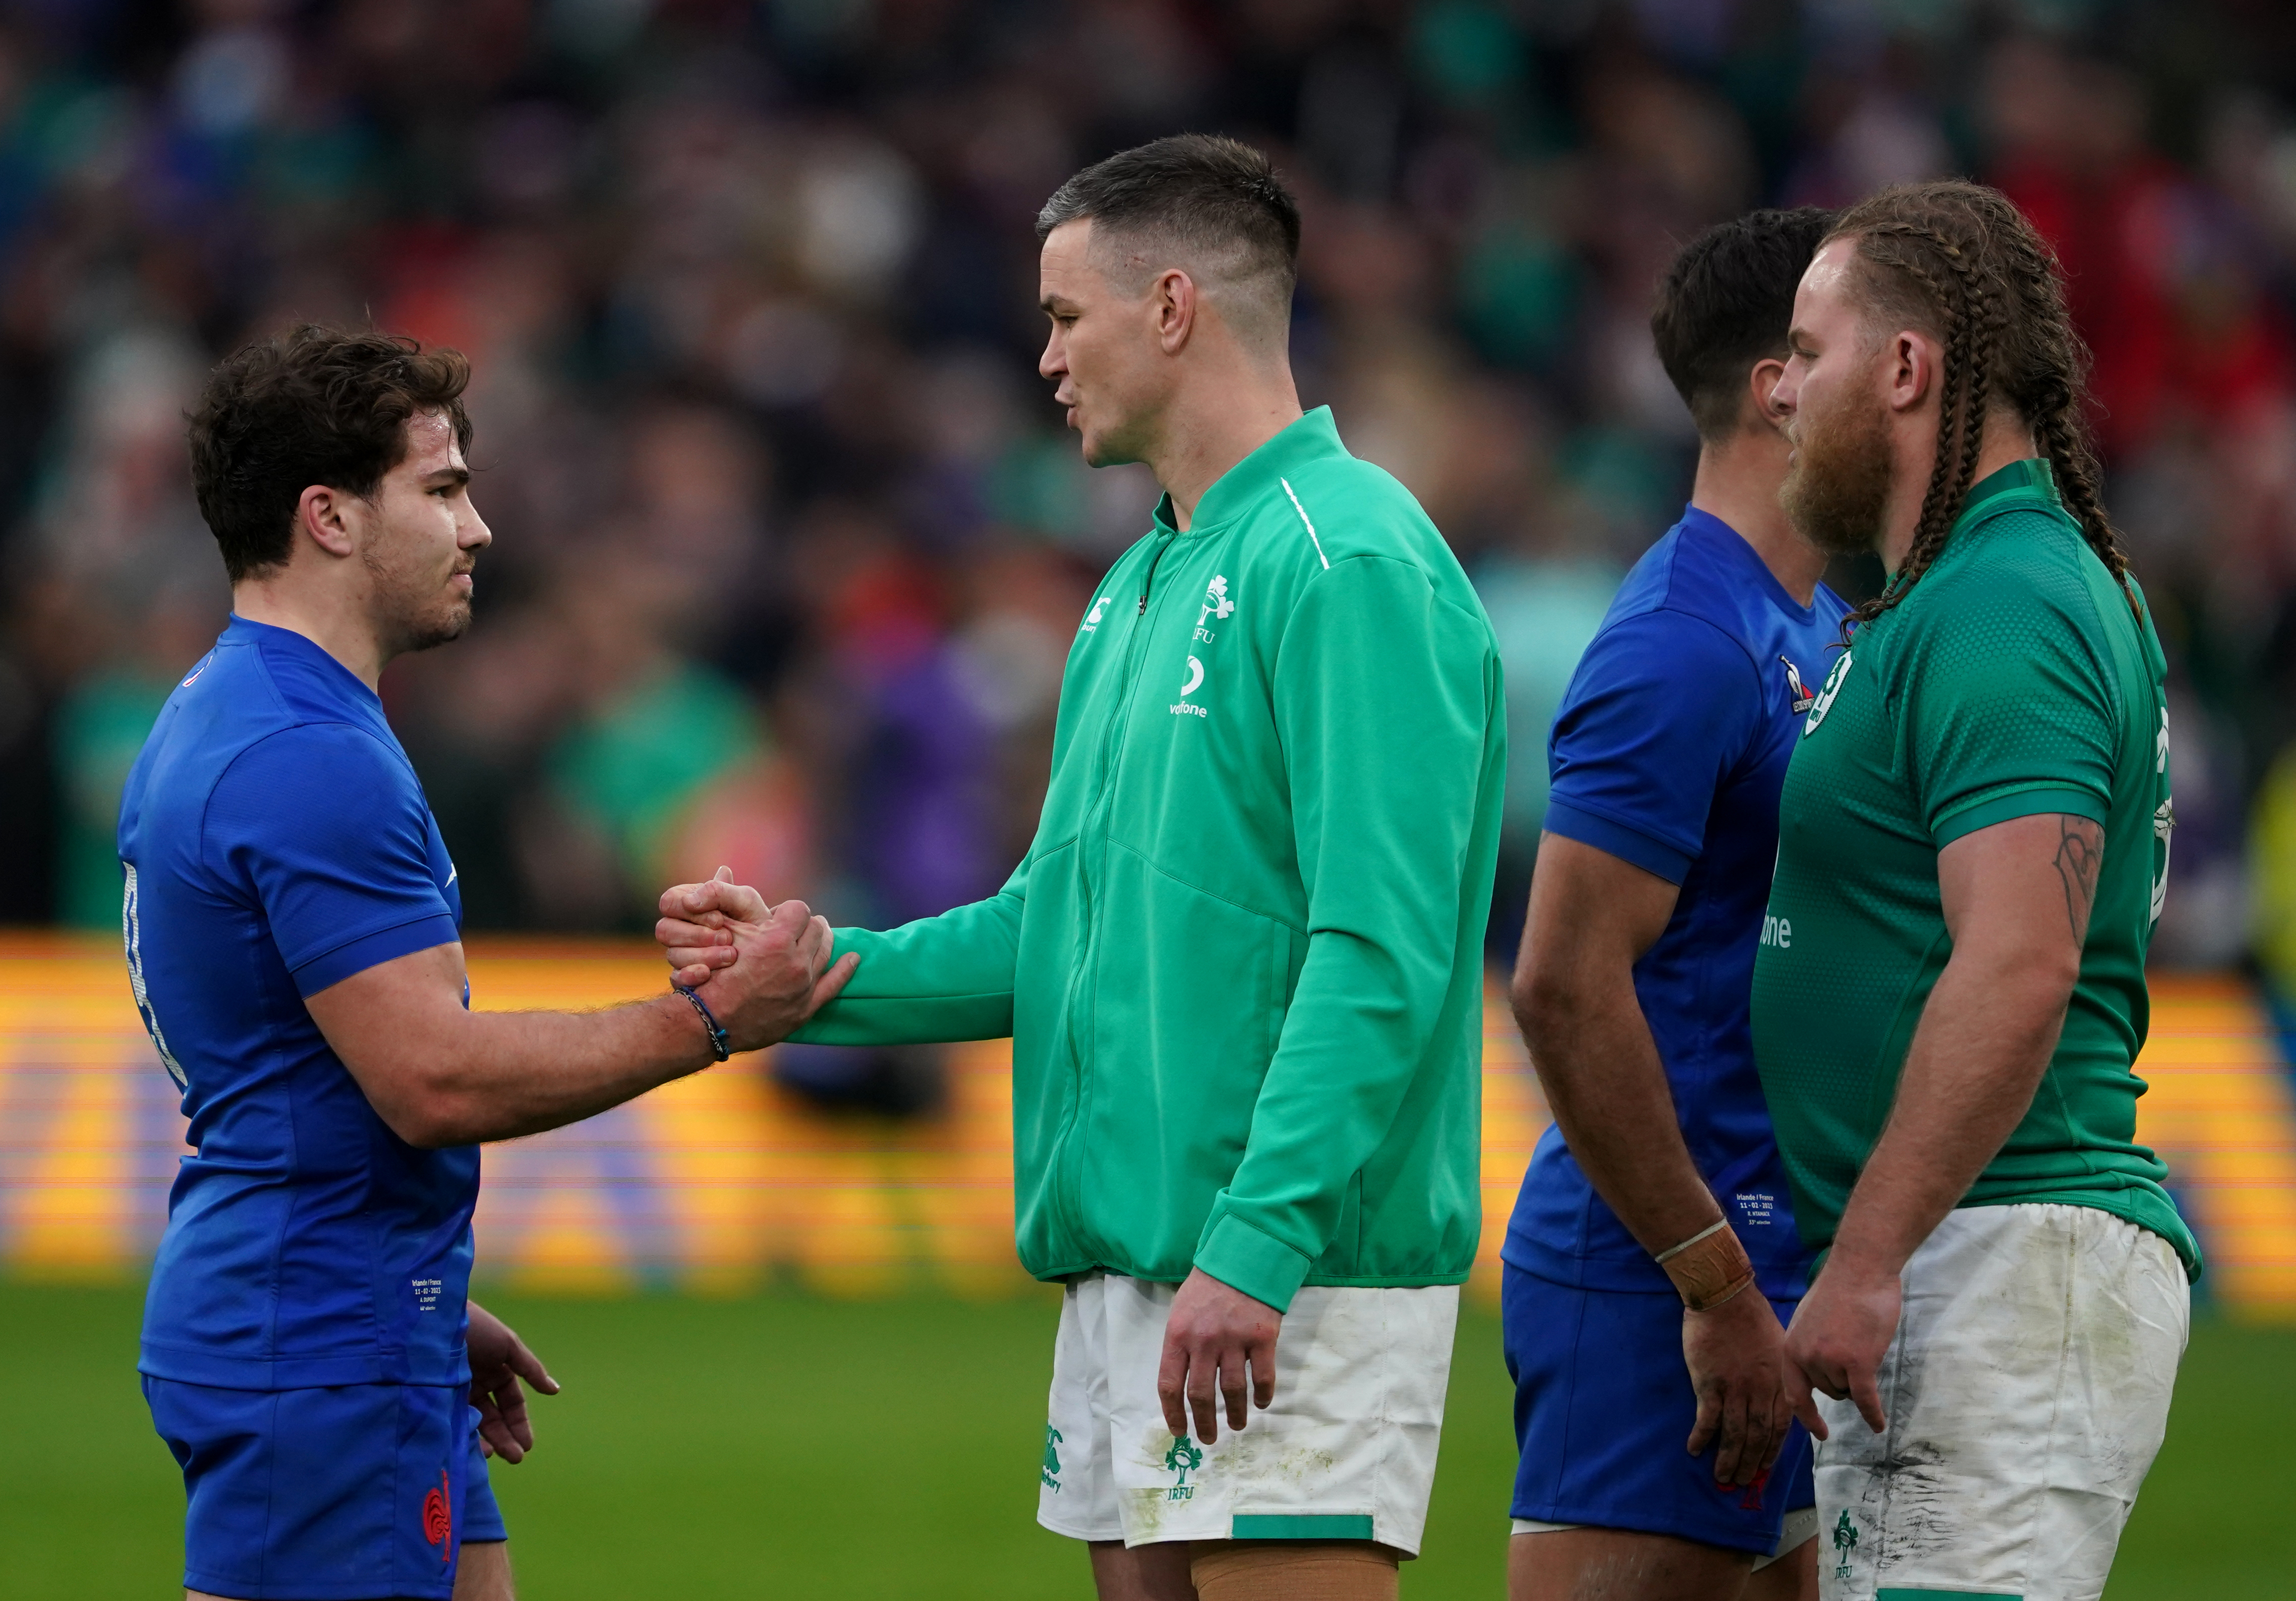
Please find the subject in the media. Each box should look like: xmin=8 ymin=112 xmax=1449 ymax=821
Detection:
xmin=788 ymin=865 xmax=1024 ymax=1045
xmin=1899 ymin=518 xmax=2119 ymax=848
xmin=1194 ymin=552 xmax=1498 ymax=1310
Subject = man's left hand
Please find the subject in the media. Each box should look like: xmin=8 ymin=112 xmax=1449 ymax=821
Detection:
xmin=1682 ymin=1281 xmax=1827 ymax=1486
xmin=1783 ymin=1257 xmax=1899 ymax=1435
xmin=467 ymin=1300 xmax=559 ymax=1463
xmin=1158 ymin=1269 xmax=1280 ymax=1445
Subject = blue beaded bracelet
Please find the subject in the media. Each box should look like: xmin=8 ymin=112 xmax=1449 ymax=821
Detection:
xmin=673 ymin=984 xmax=731 ymax=1062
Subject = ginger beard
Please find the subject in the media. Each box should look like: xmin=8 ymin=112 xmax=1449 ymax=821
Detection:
xmin=1780 ymin=364 xmax=1897 ymax=559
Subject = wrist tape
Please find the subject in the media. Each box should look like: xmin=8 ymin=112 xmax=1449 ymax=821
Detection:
xmin=1654 ymin=1219 xmax=1756 ymax=1312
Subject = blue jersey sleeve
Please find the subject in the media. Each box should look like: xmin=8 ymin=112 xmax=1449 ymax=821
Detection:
xmin=205 ymin=724 xmax=457 ymax=996
xmin=1543 ymin=611 xmax=1763 ymax=884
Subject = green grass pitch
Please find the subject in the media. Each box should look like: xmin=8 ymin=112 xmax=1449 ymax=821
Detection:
xmin=3 ymin=1283 xmax=2288 ymax=1598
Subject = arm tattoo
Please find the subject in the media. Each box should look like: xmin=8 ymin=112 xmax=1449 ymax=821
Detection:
xmin=2052 ymin=815 xmax=2105 ymax=944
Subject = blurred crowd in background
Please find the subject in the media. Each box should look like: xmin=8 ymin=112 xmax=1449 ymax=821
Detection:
xmin=8 ymin=0 xmax=2296 ymax=1042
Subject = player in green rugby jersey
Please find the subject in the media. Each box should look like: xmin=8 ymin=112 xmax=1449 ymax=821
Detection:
xmin=1751 ymin=180 xmax=2195 ymax=1601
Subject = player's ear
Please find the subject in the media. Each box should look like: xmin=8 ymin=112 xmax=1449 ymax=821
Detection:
xmin=1154 ymin=267 xmax=1197 ymax=356
xmin=295 ymin=484 xmax=360 ymax=560
xmin=1885 ymin=330 xmax=1932 ymax=415
xmin=1749 ymin=357 xmax=1790 ymax=430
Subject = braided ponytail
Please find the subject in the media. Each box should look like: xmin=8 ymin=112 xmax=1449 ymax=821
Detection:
xmin=1824 ymin=182 xmax=2138 ymax=635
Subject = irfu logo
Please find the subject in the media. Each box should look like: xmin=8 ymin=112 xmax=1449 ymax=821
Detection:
xmin=1802 ymin=650 xmax=1854 ymax=737
xmin=1042 ymin=1424 xmax=1063 ymax=1492
xmin=1198 ymin=576 xmax=1236 ymax=632
xmin=1164 ymin=1434 xmax=1204 ymax=1502
xmin=1831 ymin=1509 xmax=1859 ymax=1579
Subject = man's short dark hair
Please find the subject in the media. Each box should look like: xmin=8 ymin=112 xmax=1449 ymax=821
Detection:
xmin=1036 ymin=135 xmax=1300 ymax=340
xmin=187 ymin=325 xmax=474 ymax=582
xmin=1651 ymin=207 xmax=1834 ymax=441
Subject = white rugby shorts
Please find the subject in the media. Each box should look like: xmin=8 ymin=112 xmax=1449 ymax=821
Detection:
xmin=1036 ymin=1271 xmax=1458 ymax=1554
xmin=1815 ymin=1203 xmax=2189 ymax=1601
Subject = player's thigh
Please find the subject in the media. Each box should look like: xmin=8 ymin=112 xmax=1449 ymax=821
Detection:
xmin=189 ymin=1542 xmax=512 ymax=1601
xmin=1192 ymin=1539 xmax=1400 ymax=1601
xmin=1098 ymin=1277 xmax=1457 ymax=1555
xmin=1742 ymin=1534 xmax=1815 ymax=1601
xmin=1042 ymin=1275 xmax=1124 ymax=1545
xmin=1090 ymin=1538 xmax=1197 ymax=1601
xmin=153 ymin=1377 xmax=498 ymax=1601
xmin=1815 ymin=1205 xmax=2187 ymax=1600
xmin=1509 ymin=1526 xmax=1753 ymax=1601
xmin=452 ymin=1541 xmax=513 ymax=1601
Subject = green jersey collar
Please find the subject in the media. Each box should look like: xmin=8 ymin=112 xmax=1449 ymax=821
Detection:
xmin=1954 ymin=456 xmax=2061 ymax=533
xmin=1152 ymin=406 xmax=1345 ymax=535
xmin=1877 ymin=459 xmax=2063 ymax=586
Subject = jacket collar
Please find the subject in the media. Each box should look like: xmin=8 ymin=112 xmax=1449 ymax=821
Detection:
xmin=1151 ymin=407 xmax=1347 ymax=535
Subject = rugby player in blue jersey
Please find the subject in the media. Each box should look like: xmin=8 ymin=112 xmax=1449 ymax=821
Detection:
xmin=1501 ymin=210 xmax=1842 ymax=1601
xmin=121 ymin=326 xmax=854 ymax=1601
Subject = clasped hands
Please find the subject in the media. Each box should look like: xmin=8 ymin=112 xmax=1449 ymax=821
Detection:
xmin=654 ymin=868 xmax=858 ymax=1054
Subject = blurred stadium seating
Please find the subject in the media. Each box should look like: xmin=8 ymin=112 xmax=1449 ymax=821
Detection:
xmin=4 ymin=933 xmax=2293 ymax=1317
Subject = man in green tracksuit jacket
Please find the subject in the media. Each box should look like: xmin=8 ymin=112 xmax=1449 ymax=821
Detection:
xmin=660 ymin=137 xmax=1504 ymax=1601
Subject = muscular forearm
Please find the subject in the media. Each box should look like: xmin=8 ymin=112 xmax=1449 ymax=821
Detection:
xmin=1827 ymin=951 xmax=2071 ymax=1277
xmin=326 ymin=903 xmax=850 ymax=1150
xmin=311 ymin=944 xmax=719 ymax=1148
xmin=1519 ymin=975 xmax=1723 ymax=1254
xmin=1515 ymin=823 xmax=1803 ymax=1474
xmin=406 ymin=994 xmax=715 ymax=1146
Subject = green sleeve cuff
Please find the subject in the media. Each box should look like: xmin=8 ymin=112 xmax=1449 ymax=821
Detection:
xmin=1931 ymin=784 xmax=2106 ymax=849
xmin=786 ymin=927 xmax=1017 ymax=1045
xmin=1194 ymin=1213 xmax=1311 ymax=1313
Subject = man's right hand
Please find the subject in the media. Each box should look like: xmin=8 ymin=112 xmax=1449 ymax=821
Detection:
xmin=1682 ymin=1284 xmax=1827 ymax=1488
xmin=660 ymin=871 xmax=857 ymax=1052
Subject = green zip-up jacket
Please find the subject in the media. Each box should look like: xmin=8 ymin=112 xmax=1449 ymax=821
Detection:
xmin=794 ymin=408 xmax=1507 ymax=1312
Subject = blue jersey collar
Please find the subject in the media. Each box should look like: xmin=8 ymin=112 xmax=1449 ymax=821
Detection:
xmin=222 ymin=614 xmax=385 ymax=709
xmin=1674 ymin=506 xmax=1819 ymax=625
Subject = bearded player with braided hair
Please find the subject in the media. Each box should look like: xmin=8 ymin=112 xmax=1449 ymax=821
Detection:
xmin=1751 ymin=179 xmax=2195 ymax=1600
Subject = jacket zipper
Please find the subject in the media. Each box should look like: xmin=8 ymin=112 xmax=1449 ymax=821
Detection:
xmin=1051 ymin=530 xmax=1176 ymax=1256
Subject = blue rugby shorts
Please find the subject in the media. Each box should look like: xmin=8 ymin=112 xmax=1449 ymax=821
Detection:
xmin=144 ymin=1376 xmax=505 ymax=1600
xmin=1502 ymin=1262 xmax=1813 ymax=1556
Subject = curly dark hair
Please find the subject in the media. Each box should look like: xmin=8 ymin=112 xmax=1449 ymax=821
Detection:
xmin=1824 ymin=180 xmax=2135 ymax=636
xmin=186 ymin=325 xmax=474 ymax=582
xmin=1652 ymin=206 xmax=1834 ymax=441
